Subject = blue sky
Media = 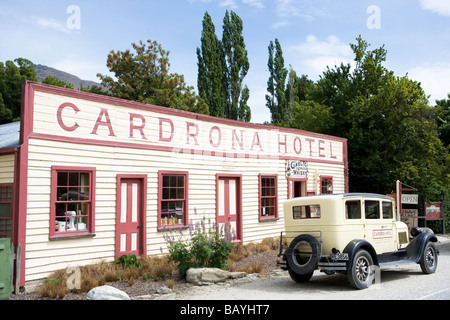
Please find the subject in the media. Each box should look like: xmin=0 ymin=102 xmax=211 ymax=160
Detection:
xmin=1 ymin=0 xmax=449 ymax=123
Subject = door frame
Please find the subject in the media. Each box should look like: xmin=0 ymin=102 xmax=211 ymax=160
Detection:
xmin=215 ymin=174 xmax=243 ymax=243
xmin=115 ymin=174 xmax=147 ymax=258
xmin=287 ymin=178 xmax=308 ymax=199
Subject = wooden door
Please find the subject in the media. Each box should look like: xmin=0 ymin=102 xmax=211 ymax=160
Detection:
xmin=216 ymin=175 xmax=242 ymax=242
xmin=115 ymin=176 xmax=147 ymax=258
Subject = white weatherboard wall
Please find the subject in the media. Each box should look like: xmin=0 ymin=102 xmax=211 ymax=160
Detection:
xmin=20 ymin=84 xmax=347 ymax=282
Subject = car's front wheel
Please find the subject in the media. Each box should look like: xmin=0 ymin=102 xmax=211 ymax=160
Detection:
xmin=420 ymin=241 xmax=438 ymax=274
xmin=347 ymin=249 xmax=374 ymax=290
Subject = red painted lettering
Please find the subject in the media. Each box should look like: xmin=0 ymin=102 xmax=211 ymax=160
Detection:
xmin=330 ymin=142 xmax=337 ymax=159
xmin=318 ymin=140 xmax=326 ymax=158
xmin=232 ymin=130 xmax=244 ymax=150
xmin=57 ymin=102 xmax=80 ymax=132
xmin=305 ymin=138 xmax=315 ymax=157
xmin=159 ymin=118 xmax=174 ymax=142
xmin=129 ymin=113 xmax=147 ymax=139
xmin=186 ymin=122 xmax=199 ymax=145
xmin=250 ymin=132 xmax=263 ymax=152
xmin=278 ymin=134 xmax=287 ymax=153
xmin=91 ymin=108 xmax=116 ymax=136
xmin=209 ymin=126 xmax=222 ymax=148
xmin=293 ymin=137 xmax=302 ymax=155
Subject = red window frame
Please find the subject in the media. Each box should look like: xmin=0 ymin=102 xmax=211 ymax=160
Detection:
xmin=158 ymin=170 xmax=189 ymax=229
xmin=50 ymin=166 xmax=96 ymax=239
xmin=259 ymin=174 xmax=278 ymax=220
xmin=0 ymin=184 xmax=13 ymax=238
xmin=320 ymin=176 xmax=333 ymax=194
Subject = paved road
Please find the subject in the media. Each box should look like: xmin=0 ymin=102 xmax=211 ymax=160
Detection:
xmin=177 ymin=238 xmax=450 ymax=300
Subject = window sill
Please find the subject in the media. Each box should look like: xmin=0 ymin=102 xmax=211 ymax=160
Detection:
xmin=157 ymin=225 xmax=189 ymax=232
xmin=259 ymin=217 xmax=279 ymax=222
xmin=50 ymin=232 xmax=96 ymax=241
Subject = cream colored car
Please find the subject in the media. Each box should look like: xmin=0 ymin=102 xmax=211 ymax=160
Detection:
xmin=278 ymin=193 xmax=439 ymax=289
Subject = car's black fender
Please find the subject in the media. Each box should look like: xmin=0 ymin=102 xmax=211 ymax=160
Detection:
xmin=343 ymin=239 xmax=379 ymax=272
xmin=406 ymin=232 xmax=438 ymax=263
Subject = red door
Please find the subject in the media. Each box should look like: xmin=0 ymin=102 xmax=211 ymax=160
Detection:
xmin=216 ymin=175 xmax=242 ymax=242
xmin=115 ymin=176 xmax=147 ymax=258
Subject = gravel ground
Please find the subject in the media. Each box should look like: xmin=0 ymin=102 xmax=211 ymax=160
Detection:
xmin=9 ymin=249 xmax=281 ymax=300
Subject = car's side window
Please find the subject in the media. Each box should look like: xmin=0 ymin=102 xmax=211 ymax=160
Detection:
xmin=365 ymin=200 xmax=380 ymax=219
xmin=345 ymin=200 xmax=361 ymax=219
xmin=382 ymin=201 xmax=393 ymax=219
xmin=293 ymin=205 xmax=321 ymax=219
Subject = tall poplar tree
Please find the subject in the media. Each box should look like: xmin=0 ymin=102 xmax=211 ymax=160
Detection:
xmin=197 ymin=12 xmax=226 ymax=118
xmin=222 ymin=10 xmax=251 ymax=122
xmin=265 ymin=39 xmax=288 ymax=124
xmin=197 ymin=10 xmax=250 ymax=122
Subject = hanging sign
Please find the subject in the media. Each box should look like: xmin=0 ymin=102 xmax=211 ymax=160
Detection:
xmin=401 ymin=194 xmax=418 ymax=205
xmin=286 ymin=160 xmax=308 ymax=179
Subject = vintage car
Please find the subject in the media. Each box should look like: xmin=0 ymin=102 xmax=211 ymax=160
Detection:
xmin=277 ymin=193 xmax=439 ymax=289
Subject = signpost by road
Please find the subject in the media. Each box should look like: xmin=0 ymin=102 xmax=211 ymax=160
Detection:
xmin=425 ymin=202 xmax=445 ymax=234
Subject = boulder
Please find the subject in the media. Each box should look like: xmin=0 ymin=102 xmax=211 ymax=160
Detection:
xmin=86 ymin=285 xmax=131 ymax=300
xmin=186 ymin=268 xmax=246 ymax=286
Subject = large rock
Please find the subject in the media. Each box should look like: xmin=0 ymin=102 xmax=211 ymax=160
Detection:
xmin=86 ymin=285 xmax=131 ymax=300
xmin=186 ymin=268 xmax=246 ymax=286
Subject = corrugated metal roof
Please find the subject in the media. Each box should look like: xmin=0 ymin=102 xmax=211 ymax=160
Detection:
xmin=0 ymin=121 xmax=20 ymax=148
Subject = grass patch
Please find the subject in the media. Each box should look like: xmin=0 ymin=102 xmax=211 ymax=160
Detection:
xmin=37 ymin=237 xmax=281 ymax=299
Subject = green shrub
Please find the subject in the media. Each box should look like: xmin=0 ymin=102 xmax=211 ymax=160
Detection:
xmin=164 ymin=216 xmax=235 ymax=278
xmin=113 ymin=253 xmax=142 ymax=269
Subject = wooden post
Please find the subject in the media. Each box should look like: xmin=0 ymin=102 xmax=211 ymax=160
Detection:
xmin=10 ymin=243 xmax=14 ymax=294
xmin=14 ymin=243 xmax=21 ymax=294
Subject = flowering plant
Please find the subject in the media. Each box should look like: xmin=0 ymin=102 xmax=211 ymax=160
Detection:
xmin=164 ymin=214 xmax=235 ymax=278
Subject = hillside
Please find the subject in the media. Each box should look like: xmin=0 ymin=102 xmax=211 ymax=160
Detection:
xmin=34 ymin=64 xmax=101 ymax=89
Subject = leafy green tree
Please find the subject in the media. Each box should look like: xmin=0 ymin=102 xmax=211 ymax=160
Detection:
xmin=42 ymin=76 xmax=74 ymax=89
xmin=316 ymin=36 xmax=449 ymax=198
xmin=0 ymin=93 xmax=12 ymax=124
xmin=197 ymin=12 xmax=226 ymax=118
xmin=222 ymin=10 xmax=250 ymax=121
xmin=289 ymin=100 xmax=334 ymax=133
xmin=98 ymin=40 xmax=208 ymax=115
xmin=0 ymin=58 xmax=37 ymax=123
xmin=435 ymin=94 xmax=450 ymax=147
xmin=266 ymin=39 xmax=288 ymax=125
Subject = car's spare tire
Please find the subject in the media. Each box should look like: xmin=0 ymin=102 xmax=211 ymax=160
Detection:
xmin=285 ymin=234 xmax=320 ymax=275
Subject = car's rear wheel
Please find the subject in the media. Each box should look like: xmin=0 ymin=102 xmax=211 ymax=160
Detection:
xmin=420 ymin=241 xmax=438 ymax=274
xmin=285 ymin=234 xmax=320 ymax=275
xmin=347 ymin=249 xmax=374 ymax=290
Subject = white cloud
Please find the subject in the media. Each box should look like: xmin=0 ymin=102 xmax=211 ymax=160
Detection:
xmin=273 ymin=0 xmax=327 ymax=26
xmin=23 ymin=16 xmax=70 ymax=34
xmin=286 ymin=35 xmax=354 ymax=77
xmin=419 ymin=0 xmax=450 ymax=16
xmin=242 ymin=0 xmax=265 ymax=9
xmin=270 ymin=20 xmax=289 ymax=29
xmin=218 ymin=0 xmax=239 ymax=9
xmin=407 ymin=63 xmax=450 ymax=104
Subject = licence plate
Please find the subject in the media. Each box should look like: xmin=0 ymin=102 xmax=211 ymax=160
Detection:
xmin=330 ymin=253 xmax=349 ymax=261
